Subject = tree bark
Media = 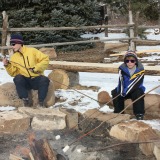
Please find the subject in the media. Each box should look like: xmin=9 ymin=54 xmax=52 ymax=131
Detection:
xmin=48 ymin=69 xmax=79 ymax=89
xmin=28 ymin=133 xmax=57 ymax=160
xmin=48 ymin=61 xmax=160 ymax=75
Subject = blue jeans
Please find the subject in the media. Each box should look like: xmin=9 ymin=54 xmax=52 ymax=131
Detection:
xmin=13 ymin=74 xmax=50 ymax=102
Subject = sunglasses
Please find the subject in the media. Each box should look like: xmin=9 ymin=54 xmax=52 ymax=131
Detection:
xmin=125 ymin=59 xmax=136 ymax=63
xmin=10 ymin=43 xmax=16 ymax=46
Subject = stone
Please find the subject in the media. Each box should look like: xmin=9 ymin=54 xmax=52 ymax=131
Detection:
xmin=0 ymin=82 xmax=23 ymax=107
xmin=39 ymin=47 xmax=57 ymax=59
xmin=59 ymin=108 xmax=79 ymax=129
xmin=109 ymin=121 xmax=159 ymax=156
xmin=153 ymin=142 xmax=160 ymax=160
xmin=18 ymin=107 xmax=66 ymax=130
xmin=84 ymin=109 xmax=131 ymax=126
xmin=97 ymin=90 xmax=113 ymax=107
xmin=0 ymin=81 xmax=55 ymax=108
xmin=78 ymin=109 xmax=130 ymax=137
xmin=124 ymin=94 xmax=160 ymax=119
xmin=29 ymin=80 xmax=55 ymax=107
xmin=0 ymin=111 xmax=30 ymax=134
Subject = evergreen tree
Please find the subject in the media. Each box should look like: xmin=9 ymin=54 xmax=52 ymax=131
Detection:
xmin=0 ymin=0 xmax=100 ymax=51
xmin=103 ymin=0 xmax=159 ymax=21
xmin=101 ymin=0 xmax=159 ymax=39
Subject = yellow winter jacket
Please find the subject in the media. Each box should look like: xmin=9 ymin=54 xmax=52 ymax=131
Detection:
xmin=5 ymin=45 xmax=49 ymax=78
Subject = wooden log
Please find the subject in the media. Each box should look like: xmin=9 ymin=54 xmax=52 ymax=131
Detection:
xmin=48 ymin=69 xmax=69 ymax=90
xmin=42 ymin=139 xmax=57 ymax=160
xmin=48 ymin=69 xmax=79 ymax=89
xmin=1 ymin=11 xmax=8 ymax=55
xmin=49 ymin=61 xmax=119 ymax=73
xmin=109 ymin=49 xmax=160 ymax=57
xmin=9 ymin=154 xmax=25 ymax=160
xmin=49 ymin=61 xmax=160 ymax=75
xmin=0 ymin=37 xmax=132 ymax=50
xmin=1 ymin=24 xmax=132 ymax=32
xmin=29 ymin=152 xmax=35 ymax=160
xmin=134 ymin=39 xmax=160 ymax=46
xmin=28 ymin=133 xmax=57 ymax=160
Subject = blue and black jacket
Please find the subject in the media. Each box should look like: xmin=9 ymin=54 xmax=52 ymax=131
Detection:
xmin=116 ymin=61 xmax=145 ymax=97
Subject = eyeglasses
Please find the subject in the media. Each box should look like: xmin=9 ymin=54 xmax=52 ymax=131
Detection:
xmin=125 ymin=59 xmax=136 ymax=63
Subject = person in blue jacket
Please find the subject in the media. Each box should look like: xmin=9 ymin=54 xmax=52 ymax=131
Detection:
xmin=111 ymin=51 xmax=145 ymax=120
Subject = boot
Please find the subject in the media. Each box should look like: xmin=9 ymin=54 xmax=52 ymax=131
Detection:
xmin=22 ymin=98 xmax=29 ymax=107
xmin=136 ymin=114 xmax=144 ymax=120
xmin=22 ymin=98 xmax=32 ymax=107
xmin=37 ymin=101 xmax=45 ymax=108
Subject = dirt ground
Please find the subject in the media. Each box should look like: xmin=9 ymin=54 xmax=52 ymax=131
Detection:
xmin=56 ymin=42 xmax=160 ymax=68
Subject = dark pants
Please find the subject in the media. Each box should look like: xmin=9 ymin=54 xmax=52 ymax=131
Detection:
xmin=13 ymin=74 xmax=50 ymax=102
xmin=111 ymin=88 xmax=145 ymax=115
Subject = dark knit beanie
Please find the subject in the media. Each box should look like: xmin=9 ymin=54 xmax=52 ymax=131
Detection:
xmin=10 ymin=34 xmax=24 ymax=44
xmin=124 ymin=51 xmax=138 ymax=63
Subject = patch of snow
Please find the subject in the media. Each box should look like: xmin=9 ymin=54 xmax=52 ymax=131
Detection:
xmin=143 ymin=120 xmax=160 ymax=131
xmin=0 ymin=106 xmax=15 ymax=111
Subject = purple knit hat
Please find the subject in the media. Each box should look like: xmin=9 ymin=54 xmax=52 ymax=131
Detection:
xmin=10 ymin=34 xmax=24 ymax=44
xmin=124 ymin=50 xmax=138 ymax=63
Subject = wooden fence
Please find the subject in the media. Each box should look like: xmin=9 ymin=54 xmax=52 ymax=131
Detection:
xmin=1 ymin=10 xmax=160 ymax=52
xmin=1 ymin=11 xmax=160 ymax=75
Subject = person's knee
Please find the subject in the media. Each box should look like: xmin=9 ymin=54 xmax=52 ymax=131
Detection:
xmin=111 ymin=88 xmax=118 ymax=97
xmin=40 ymin=76 xmax=50 ymax=85
xmin=132 ymin=88 xmax=144 ymax=97
xmin=13 ymin=75 xmax=25 ymax=83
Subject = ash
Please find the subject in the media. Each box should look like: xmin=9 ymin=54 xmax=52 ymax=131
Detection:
xmin=0 ymin=128 xmax=156 ymax=160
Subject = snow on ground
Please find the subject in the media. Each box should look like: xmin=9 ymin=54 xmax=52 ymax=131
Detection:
xmin=144 ymin=120 xmax=160 ymax=131
xmin=0 ymin=30 xmax=160 ymax=130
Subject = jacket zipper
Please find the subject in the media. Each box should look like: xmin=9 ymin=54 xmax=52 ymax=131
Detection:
xmin=19 ymin=51 xmax=31 ymax=78
xmin=27 ymin=56 xmax=30 ymax=66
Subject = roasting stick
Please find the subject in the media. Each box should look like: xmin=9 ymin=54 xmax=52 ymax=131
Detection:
xmin=83 ymin=139 xmax=160 ymax=153
xmin=55 ymin=93 xmax=121 ymax=140
xmin=62 ymin=84 xmax=160 ymax=153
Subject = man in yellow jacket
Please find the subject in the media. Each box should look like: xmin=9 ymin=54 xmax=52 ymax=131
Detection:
xmin=3 ymin=34 xmax=50 ymax=108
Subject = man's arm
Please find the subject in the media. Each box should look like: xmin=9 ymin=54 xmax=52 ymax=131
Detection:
xmin=32 ymin=49 xmax=49 ymax=73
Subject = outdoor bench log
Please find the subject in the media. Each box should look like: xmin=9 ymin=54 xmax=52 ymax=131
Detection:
xmin=49 ymin=61 xmax=160 ymax=75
